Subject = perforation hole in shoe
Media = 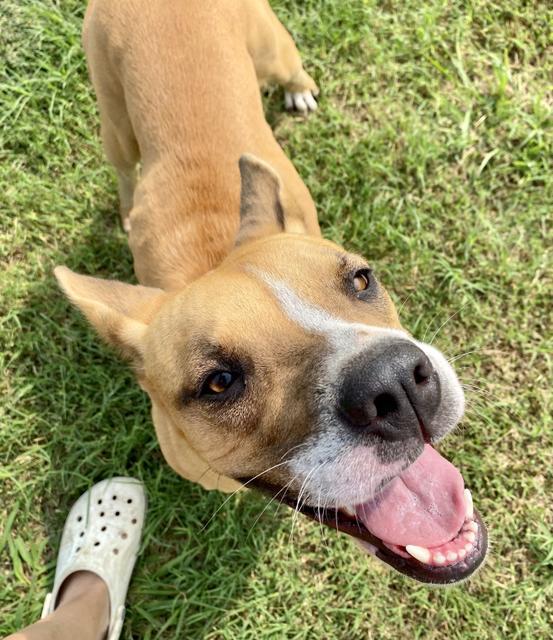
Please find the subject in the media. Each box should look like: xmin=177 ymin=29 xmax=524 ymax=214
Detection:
xmin=121 ymin=532 xmax=128 ymax=539
xmin=113 ymin=548 xmax=119 ymax=555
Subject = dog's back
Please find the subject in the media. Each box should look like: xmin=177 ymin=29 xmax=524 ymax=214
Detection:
xmin=84 ymin=0 xmax=319 ymax=289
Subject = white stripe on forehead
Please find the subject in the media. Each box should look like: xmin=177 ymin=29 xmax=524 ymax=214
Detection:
xmin=250 ymin=268 xmax=405 ymax=350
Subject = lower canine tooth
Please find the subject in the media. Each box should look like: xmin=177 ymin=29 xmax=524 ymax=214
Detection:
xmin=464 ymin=489 xmax=474 ymax=520
xmin=406 ymin=545 xmax=431 ymax=564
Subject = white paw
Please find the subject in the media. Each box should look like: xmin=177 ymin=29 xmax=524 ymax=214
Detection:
xmin=285 ymin=90 xmax=318 ymax=114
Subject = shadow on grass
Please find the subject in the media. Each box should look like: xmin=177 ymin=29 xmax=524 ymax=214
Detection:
xmin=21 ymin=201 xmax=284 ymax=638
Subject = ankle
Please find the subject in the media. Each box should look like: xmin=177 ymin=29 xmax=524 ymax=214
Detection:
xmin=57 ymin=571 xmax=108 ymax=608
xmin=55 ymin=571 xmax=110 ymax=639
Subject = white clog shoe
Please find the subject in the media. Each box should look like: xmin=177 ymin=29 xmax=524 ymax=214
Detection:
xmin=41 ymin=477 xmax=147 ymax=640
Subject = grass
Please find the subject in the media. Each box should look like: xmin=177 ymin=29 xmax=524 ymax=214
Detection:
xmin=1 ymin=0 xmax=551 ymax=638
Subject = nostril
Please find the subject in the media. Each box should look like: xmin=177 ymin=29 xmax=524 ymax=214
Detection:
xmin=374 ymin=393 xmax=398 ymax=418
xmin=414 ymin=362 xmax=432 ymax=385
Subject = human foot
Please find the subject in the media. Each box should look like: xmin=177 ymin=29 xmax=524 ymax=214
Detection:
xmin=41 ymin=478 xmax=147 ymax=640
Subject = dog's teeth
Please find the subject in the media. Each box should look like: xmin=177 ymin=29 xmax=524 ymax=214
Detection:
xmin=433 ymin=552 xmax=446 ymax=565
xmin=463 ymin=531 xmax=476 ymax=543
xmin=464 ymin=489 xmax=474 ymax=520
xmin=463 ymin=521 xmax=478 ymax=533
xmin=464 ymin=542 xmax=474 ymax=553
xmin=341 ymin=505 xmax=355 ymax=517
xmin=446 ymin=551 xmax=458 ymax=562
xmin=406 ymin=545 xmax=431 ymax=564
xmin=458 ymin=549 xmax=467 ymax=559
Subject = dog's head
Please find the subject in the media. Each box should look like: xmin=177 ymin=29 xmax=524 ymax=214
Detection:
xmin=56 ymin=155 xmax=487 ymax=584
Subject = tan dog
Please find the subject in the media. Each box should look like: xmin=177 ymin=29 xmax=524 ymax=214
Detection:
xmin=55 ymin=0 xmax=487 ymax=584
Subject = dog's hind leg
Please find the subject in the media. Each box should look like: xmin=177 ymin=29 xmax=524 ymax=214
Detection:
xmin=244 ymin=0 xmax=319 ymax=113
xmin=83 ymin=9 xmax=140 ymax=232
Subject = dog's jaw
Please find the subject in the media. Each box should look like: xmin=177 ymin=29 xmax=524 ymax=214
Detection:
xmin=150 ymin=394 xmax=243 ymax=493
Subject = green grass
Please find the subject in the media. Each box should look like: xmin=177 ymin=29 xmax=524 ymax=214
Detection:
xmin=1 ymin=0 xmax=552 ymax=638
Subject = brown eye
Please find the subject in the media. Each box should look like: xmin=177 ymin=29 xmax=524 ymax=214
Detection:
xmin=206 ymin=371 xmax=233 ymax=394
xmin=353 ymin=269 xmax=370 ymax=292
xmin=198 ymin=369 xmax=244 ymax=399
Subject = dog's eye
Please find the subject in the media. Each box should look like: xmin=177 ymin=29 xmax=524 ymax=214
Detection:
xmin=199 ymin=370 xmax=242 ymax=397
xmin=352 ymin=269 xmax=372 ymax=294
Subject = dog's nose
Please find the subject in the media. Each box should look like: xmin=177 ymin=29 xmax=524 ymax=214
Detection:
xmin=337 ymin=340 xmax=441 ymax=441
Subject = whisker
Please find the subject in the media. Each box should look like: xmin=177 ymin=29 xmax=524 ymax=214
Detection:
xmin=201 ymin=439 xmax=315 ymax=532
xmin=279 ymin=441 xmax=309 ymax=461
xmin=421 ymin=308 xmax=447 ymax=342
xmin=397 ymin=288 xmax=417 ymax=316
xmin=289 ymin=464 xmax=322 ymax=551
xmin=289 ymin=473 xmax=311 ymax=549
xmin=463 ymin=401 xmax=497 ymax=427
xmin=274 ymin=473 xmax=302 ymax=516
xmin=316 ymin=486 xmax=331 ymax=554
xmin=461 ymin=382 xmax=490 ymax=396
xmin=428 ymin=302 xmax=470 ymax=345
xmin=448 ymin=349 xmax=481 ymax=364
xmin=316 ymin=492 xmax=333 ymax=564
xmin=246 ymin=480 xmax=294 ymax=539
xmin=200 ymin=458 xmax=291 ymax=532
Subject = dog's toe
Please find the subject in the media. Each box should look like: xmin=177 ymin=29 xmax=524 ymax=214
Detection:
xmin=303 ymin=91 xmax=318 ymax=111
xmin=285 ymin=90 xmax=318 ymax=114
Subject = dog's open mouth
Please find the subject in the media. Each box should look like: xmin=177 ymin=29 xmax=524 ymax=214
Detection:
xmin=249 ymin=445 xmax=488 ymax=585
xmin=323 ymin=445 xmax=487 ymax=584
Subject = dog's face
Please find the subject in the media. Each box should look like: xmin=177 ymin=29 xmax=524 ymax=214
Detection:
xmin=56 ymin=156 xmax=487 ymax=585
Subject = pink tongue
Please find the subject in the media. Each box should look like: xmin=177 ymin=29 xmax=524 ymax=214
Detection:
xmin=357 ymin=445 xmax=466 ymax=548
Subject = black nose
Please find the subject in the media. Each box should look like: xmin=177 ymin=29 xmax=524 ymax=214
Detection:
xmin=337 ymin=340 xmax=441 ymax=441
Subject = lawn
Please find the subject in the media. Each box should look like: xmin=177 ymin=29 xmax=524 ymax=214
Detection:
xmin=1 ymin=0 xmax=551 ymax=638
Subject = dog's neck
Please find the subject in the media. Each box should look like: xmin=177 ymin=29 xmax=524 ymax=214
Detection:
xmin=130 ymin=161 xmax=242 ymax=290
xmin=131 ymin=158 xmax=317 ymax=291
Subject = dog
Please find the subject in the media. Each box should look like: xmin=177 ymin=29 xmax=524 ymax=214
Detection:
xmin=55 ymin=0 xmax=487 ymax=585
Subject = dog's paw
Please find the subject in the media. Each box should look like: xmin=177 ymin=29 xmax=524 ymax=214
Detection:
xmin=122 ymin=216 xmax=132 ymax=233
xmin=285 ymin=89 xmax=318 ymax=114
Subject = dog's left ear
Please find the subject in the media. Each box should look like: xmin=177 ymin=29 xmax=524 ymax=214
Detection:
xmin=54 ymin=266 xmax=167 ymax=368
xmin=235 ymin=154 xmax=285 ymax=246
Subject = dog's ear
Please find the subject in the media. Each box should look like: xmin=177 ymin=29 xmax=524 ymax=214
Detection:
xmin=235 ymin=154 xmax=285 ymax=246
xmin=54 ymin=266 xmax=166 ymax=368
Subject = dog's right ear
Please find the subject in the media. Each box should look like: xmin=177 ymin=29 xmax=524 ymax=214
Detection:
xmin=54 ymin=266 xmax=167 ymax=369
xmin=235 ymin=154 xmax=285 ymax=246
